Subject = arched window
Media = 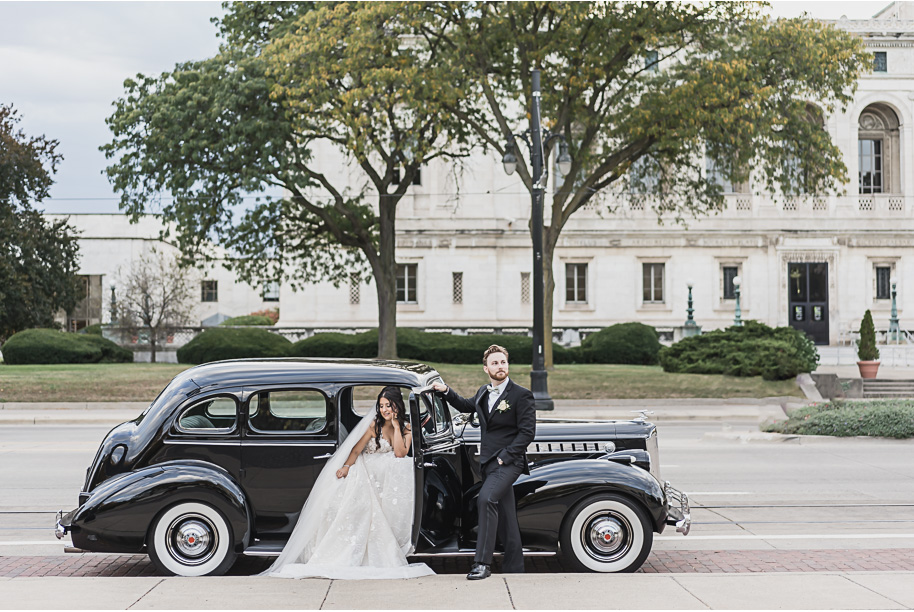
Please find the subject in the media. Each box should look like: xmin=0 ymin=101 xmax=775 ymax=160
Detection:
xmin=858 ymin=103 xmax=900 ymax=194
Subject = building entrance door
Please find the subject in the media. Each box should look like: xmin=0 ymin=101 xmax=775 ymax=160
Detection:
xmin=788 ymin=262 xmax=829 ymax=345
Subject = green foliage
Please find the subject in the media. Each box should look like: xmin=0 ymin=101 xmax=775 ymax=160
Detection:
xmin=659 ymin=321 xmax=819 ymax=380
xmin=78 ymin=334 xmax=133 ymax=363
xmin=856 ymin=309 xmax=880 ymax=361
xmin=219 ymin=315 xmax=274 ymax=326
xmin=579 ymin=323 xmax=661 ymax=365
xmin=1 ymin=328 xmax=132 ymax=364
xmin=0 ymin=105 xmax=83 ymax=342
xmin=764 ymin=400 xmax=914 ymax=439
xmin=249 ymin=308 xmax=280 ymax=325
xmin=291 ymin=328 xmax=578 ymax=364
xmin=80 ymin=324 xmax=103 ymax=335
xmin=176 ymin=328 xmax=292 ymax=364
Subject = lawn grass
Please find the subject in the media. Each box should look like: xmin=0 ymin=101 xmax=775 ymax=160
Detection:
xmin=0 ymin=361 xmax=803 ymax=403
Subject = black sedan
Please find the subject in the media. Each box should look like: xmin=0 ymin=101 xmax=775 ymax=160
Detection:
xmin=56 ymin=359 xmax=689 ymax=575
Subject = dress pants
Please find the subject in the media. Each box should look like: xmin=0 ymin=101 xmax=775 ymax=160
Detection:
xmin=475 ymin=459 xmax=525 ymax=572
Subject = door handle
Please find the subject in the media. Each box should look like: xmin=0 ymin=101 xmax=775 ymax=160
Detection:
xmin=314 ymin=453 xmax=334 ymax=459
xmin=422 ymin=462 xmax=436 ymax=468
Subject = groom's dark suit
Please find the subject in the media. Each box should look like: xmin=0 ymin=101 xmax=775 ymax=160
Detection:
xmin=443 ymin=378 xmax=536 ymax=572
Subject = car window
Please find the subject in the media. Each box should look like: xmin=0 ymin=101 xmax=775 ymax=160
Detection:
xmin=177 ymin=396 xmax=237 ymax=432
xmin=420 ymin=393 xmax=450 ymax=438
xmin=248 ymin=389 xmax=329 ymax=433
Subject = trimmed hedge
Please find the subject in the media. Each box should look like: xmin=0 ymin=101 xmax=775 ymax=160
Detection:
xmin=764 ymin=400 xmax=914 ymax=439
xmin=659 ymin=320 xmax=818 ymax=381
xmin=291 ymin=328 xmax=578 ymax=364
xmin=219 ymin=315 xmax=274 ymax=326
xmin=1 ymin=328 xmax=134 ymax=364
xmin=80 ymin=334 xmax=133 ymax=363
xmin=579 ymin=322 xmax=661 ymax=365
xmin=81 ymin=323 xmax=103 ymax=336
xmin=177 ymin=327 xmax=292 ymax=364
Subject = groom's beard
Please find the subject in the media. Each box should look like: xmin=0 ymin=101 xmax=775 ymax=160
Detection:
xmin=488 ymin=369 xmax=508 ymax=383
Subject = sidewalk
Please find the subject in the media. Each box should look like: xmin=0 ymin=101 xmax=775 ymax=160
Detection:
xmin=0 ymin=571 xmax=911 ymax=609
xmin=814 ymin=364 xmax=914 ymax=379
xmin=0 ymin=398 xmax=799 ymax=425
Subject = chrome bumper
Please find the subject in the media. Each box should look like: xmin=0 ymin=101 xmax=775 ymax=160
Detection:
xmin=663 ymin=481 xmax=691 ymax=535
xmin=55 ymin=510 xmax=68 ymax=540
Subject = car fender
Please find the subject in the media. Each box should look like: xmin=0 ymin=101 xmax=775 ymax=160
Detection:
xmin=512 ymin=458 xmax=666 ymax=551
xmin=69 ymin=460 xmax=249 ymax=554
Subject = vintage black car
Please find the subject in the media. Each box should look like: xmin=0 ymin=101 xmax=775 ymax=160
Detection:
xmin=56 ymin=359 xmax=689 ymax=575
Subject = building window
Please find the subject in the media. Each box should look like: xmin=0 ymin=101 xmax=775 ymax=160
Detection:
xmin=396 ymin=263 xmax=417 ymax=303
xmin=452 ymin=272 xmax=463 ymax=304
xmin=629 ymin=156 xmax=659 ymax=194
xmin=262 ymin=281 xmax=280 ymax=302
xmin=392 ymin=168 xmax=422 ymax=186
xmin=566 ymin=263 xmax=588 ymax=303
xmin=706 ymin=157 xmax=733 ymax=193
xmin=645 ymin=50 xmax=659 ymax=72
xmin=520 ymin=272 xmax=531 ymax=304
xmin=201 ymin=280 xmax=218 ymax=302
xmin=643 ymin=263 xmax=664 ymax=303
xmin=874 ymin=51 xmax=887 ymax=73
xmin=859 ymin=139 xmax=883 ymax=194
xmin=722 ymin=266 xmax=739 ymax=300
xmin=349 ymin=273 xmax=360 ymax=305
xmin=876 ymin=266 xmax=892 ymax=300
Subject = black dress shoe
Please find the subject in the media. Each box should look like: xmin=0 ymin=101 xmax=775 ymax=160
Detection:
xmin=467 ymin=563 xmax=491 ymax=580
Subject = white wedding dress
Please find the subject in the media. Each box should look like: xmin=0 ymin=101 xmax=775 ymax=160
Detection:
xmin=263 ymin=410 xmax=434 ymax=580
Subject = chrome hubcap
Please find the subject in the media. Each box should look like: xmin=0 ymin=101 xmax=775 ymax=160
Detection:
xmin=165 ymin=514 xmax=218 ymax=566
xmin=582 ymin=511 xmax=632 ymax=562
xmin=589 ymin=518 xmax=623 ymax=553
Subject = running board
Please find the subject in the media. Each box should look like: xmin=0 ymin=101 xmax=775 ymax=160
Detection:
xmin=242 ymin=543 xmax=555 ymax=558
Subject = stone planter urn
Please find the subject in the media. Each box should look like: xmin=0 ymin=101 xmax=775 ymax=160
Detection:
xmin=856 ymin=360 xmax=880 ymax=379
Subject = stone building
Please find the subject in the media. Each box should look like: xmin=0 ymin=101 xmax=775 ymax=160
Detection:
xmin=57 ymin=2 xmax=914 ymax=351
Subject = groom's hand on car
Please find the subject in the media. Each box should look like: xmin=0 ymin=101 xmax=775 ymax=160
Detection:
xmin=431 ymin=382 xmax=448 ymax=393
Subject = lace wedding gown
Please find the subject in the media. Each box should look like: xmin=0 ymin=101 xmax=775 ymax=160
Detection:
xmin=264 ymin=414 xmax=434 ymax=580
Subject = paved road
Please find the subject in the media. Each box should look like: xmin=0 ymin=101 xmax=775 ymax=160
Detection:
xmin=2 ymin=420 xmax=913 ymax=609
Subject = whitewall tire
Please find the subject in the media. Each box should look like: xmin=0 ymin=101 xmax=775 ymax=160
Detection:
xmin=148 ymin=502 xmax=236 ymax=577
xmin=560 ymin=494 xmax=653 ymax=573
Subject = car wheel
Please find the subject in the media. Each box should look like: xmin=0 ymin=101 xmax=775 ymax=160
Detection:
xmin=148 ymin=502 xmax=236 ymax=577
xmin=560 ymin=493 xmax=653 ymax=573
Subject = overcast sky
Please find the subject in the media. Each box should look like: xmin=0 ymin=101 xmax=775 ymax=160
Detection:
xmin=0 ymin=1 xmax=889 ymax=215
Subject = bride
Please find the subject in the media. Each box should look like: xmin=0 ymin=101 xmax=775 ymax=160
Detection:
xmin=263 ymin=386 xmax=434 ymax=580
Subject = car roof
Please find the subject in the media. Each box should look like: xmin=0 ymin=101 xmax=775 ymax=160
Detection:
xmin=172 ymin=358 xmax=440 ymax=391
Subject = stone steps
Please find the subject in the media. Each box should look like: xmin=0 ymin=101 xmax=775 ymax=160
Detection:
xmin=862 ymin=379 xmax=914 ymax=398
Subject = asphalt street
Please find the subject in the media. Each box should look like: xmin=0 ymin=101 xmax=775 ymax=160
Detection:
xmin=1 ymin=418 xmax=913 ymax=608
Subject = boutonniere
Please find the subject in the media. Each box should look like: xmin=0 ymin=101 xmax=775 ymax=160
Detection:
xmin=496 ymin=400 xmax=511 ymax=413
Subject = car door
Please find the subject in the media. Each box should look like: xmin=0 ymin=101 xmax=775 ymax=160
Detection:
xmin=412 ymin=388 xmax=462 ymax=551
xmin=154 ymin=389 xmax=243 ymax=484
xmin=240 ymin=384 xmax=338 ymax=539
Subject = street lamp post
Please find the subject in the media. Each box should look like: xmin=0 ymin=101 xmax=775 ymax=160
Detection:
xmin=501 ymin=69 xmax=570 ymax=411
xmin=889 ymin=276 xmax=900 ymax=343
xmin=732 ymin=275 xmax=743 ymax=327
xmin=683 ymin=280 xmax=700 ymax=337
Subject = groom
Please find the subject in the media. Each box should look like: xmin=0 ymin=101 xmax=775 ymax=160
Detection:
xmin=432 ymin=344 xmax=536 ymax=580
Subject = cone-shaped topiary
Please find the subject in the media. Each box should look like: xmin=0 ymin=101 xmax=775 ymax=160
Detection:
xmin=856 ymin=309 xmax=880 ymax=362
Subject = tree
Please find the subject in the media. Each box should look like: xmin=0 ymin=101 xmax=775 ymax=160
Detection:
xmin=0 ymin=104 xmax=83 ymax=343
xmin=116 ymin=247 xmax=197 ymax=363
xmin=103 ymin=1 xmax=472 ymax=358
xmin=856 ymin=309 xmax=879 ymax=362
xmin=429 ymin=2 xmax=867 ymax=367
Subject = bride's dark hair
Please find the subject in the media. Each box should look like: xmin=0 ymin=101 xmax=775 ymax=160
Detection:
xmin=375 ymin=386 xmax=408 ymax=444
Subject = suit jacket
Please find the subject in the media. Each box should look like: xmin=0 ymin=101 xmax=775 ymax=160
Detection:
xmin=443 ymin=378 xmax=536 ymax=474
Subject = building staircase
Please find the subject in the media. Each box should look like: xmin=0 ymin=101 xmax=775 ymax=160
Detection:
xmin=862 ymin=379 xmax=914 ymax=398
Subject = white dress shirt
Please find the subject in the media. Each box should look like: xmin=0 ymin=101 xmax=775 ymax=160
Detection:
xmin=487 ymin=378 xmax=510 ymax=413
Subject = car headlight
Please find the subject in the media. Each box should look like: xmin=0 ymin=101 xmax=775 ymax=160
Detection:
xmin=109 ymin=445 xmax=126 ymax=466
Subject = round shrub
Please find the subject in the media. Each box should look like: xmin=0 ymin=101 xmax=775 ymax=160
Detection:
xmin=177 ymin=328 xmax=292 ymax=364
xmin=291 ymin=330 xmax=378 ymax=359
xmin=659 ymin=320 xmax=818 ymax=381
xmin=80 ymin=334 xmax=133 ymax=363
xmin=2 ymin=328 xmax=102 ymax=364
xmin=80 ymin=323 xmax=103 ymax=336
xmin=579 ymin=323 xmax=660 ymax=365
xmin=219 ymin=315 xmax=274 ymax=326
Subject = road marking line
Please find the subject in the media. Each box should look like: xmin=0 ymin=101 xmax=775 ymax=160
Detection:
xmin=686 ymin=492 xmax=753 ymax=495
xmin=0 ymin=541 xmax=68 ymax=546
xmin=657 ymin=533 xmax=914 ymax=541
